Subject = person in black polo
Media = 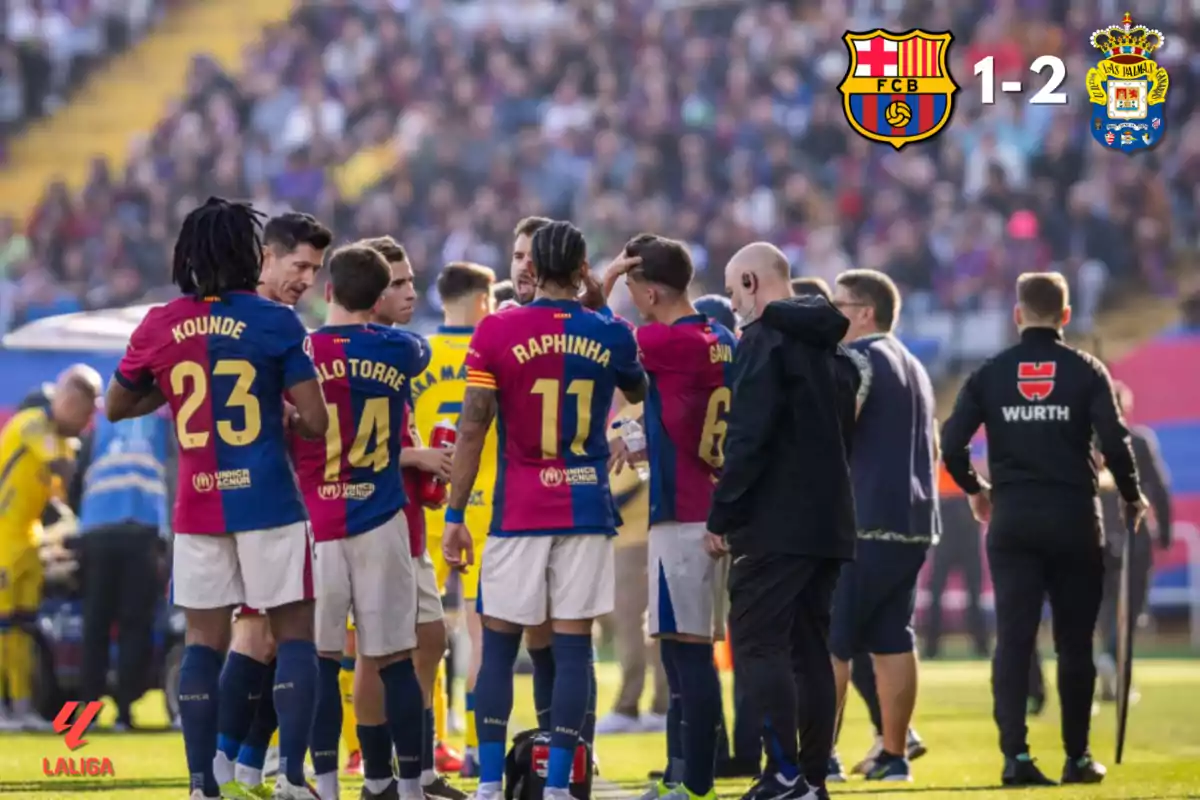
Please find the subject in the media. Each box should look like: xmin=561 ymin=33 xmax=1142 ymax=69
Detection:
xmin=942 ymin=271 xmax=1146 ymax=786
xmin=828 ymin=270 xmax=938 ymax=783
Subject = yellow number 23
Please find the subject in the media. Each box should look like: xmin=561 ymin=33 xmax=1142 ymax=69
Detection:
xmin=171 ymin=360 xmax=261 ymax=449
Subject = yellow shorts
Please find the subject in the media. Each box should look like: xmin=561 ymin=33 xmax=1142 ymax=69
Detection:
xmin=0 ymin=546 xmax=43 ymax=619
xmin=427 ymin=534 xmax=486 ymax=602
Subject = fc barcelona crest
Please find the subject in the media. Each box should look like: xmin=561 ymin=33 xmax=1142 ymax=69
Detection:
xmin=1085 ymin=13 xmax=1169 ymax=153
xmin=838 ymin=29 xmax=958 ymax=150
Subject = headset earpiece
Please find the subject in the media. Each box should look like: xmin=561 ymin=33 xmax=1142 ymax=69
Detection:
xmin=742 ymin=273 xmax=755 ymax=291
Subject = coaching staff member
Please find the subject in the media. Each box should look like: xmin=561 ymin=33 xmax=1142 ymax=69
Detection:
xmin=707 ymin=243 xmax=860 ymax=800
xmin=941 ymin=272 xmax=1146 ymax=787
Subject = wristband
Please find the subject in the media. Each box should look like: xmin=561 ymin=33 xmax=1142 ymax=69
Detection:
xmin=445 ymin=507 xmax=465 ymax=524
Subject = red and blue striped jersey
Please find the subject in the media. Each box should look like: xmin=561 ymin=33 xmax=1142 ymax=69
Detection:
xmin=114 ymin=292 xmax=316 ymax=535
xmin=290 ymin=324 xmax=430 ymax=542
xmin=639 ymin=316 xmax=737 ymax=524
xmin=464 ymin=299 xmax=645 ymax=536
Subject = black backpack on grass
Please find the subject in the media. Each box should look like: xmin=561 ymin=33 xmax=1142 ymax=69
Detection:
xmin=504 ymin=728 xmax=593 ymax=800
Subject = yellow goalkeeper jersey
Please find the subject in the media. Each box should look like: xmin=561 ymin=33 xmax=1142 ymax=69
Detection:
xmin=0 ymin=408 xmax=73 ymax=554
xmin=413 ymin=325 xmax=499 ymax=546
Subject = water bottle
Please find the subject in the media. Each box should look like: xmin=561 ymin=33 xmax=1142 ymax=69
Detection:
xmin=420 ymin=418 xmax=457 ymax=506
xmin=618 ymin=418 xmax=646 ymax=454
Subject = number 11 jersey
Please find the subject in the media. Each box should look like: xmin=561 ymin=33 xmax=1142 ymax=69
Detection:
xmin=114 ymin=292 xmax=317 ymax=535
xmin=639 ymin=316 xmax=737 ymax=525
xmin=291 ymin=324 xmax=430 ymax=542
xmin=464 ymin=299 xmax=644 ymax=536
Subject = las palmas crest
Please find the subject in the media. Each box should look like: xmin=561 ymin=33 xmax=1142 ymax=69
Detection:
xmin=838 ymin=29 xmax=958 ymax=150
xmin=1086 ymin=13 xmax=1169 ymax=153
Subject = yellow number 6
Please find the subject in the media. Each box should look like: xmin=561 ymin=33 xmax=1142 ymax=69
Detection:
xmin=700 ymin=387 xmax=731 ymax=468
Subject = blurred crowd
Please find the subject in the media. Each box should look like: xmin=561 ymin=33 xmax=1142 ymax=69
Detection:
xmin=0 ymin=0 xmax=1197 ymax=341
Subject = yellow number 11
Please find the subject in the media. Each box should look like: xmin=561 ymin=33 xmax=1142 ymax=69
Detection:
xmin=531 ymin=378 xmax=594 ymax=458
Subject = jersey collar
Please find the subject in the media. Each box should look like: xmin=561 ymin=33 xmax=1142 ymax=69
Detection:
xmin=530 ymin=298 xmax=583 ymax=309
xmin=673 ymin=313 xmax=707 ymax=326
xmin=437 ymin=325 xmax=475 ymax=335
xmin=1020 ymin=326 xmax=1063 ymax=342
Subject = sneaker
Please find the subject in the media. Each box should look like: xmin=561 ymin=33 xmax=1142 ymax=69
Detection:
xmin=13 ymin=711 xmax=53 ymax=732
xmin=0 ymin=711 xmax=20 ymax=733
xmin=906 ymin=728 xmax=928 ymax=761
xmin=435 ymin=742 xmax=463 ymax=773
xmin=249 ymin=785 xmax=274 ymax=800
xmin=344 ymin=750 xmax=363 ymax=776
xmin=595 ymin=711 xmax=641 ymax=735
xmin=637 ymin=780 xmax=673 ymax=800
xmin=738 ymin=772 xmax=816 ymax=800
xmin=1062 ymin=755 xmax=1106 ymax=784
xmin=662 ymin=787 xmax=717 ymax=800
xmin=639 ymin=712 xmax=668 ymax=733
xmin=1001 ymin=754 xmax=1056 ymax=786
xmin=219 ymin=781 xmax=266 ymax=800
xmin=851 ymin=736 xmax=883 ymax=775
xmin=361 ymin=781 xmax=400 ymax=800
xmin=459 ymin=747 xmax=479 ymax=778
xmin=423 ymin=775 xmax=468 ymax=800
xmin=191 ymin=792 xmax=220 ymax=800
xmin=865 ymin=752 xmax=911 ymax=782
xmin=826 ymin=753 xmax=847 ymax=783
xmin=271 ymin=779 xmax=321 ymax=799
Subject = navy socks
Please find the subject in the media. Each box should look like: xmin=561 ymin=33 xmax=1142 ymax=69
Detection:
xmin=547 ymin=633 xmax=591 ymax=790
xmin=422 ymin=707 xmax=435 ymax=772
xmin=216 ymin=651 xmax=267 ymax=764
xmin=476 ymin=628 xmax=522 ymax=783
xmin=380 ymin=658 xmax=425 ymax=779
xmin=528 ymin=645 xmax=556 ymax=732
xmin=179 ymin=644 xmax=223 ymax=797
xmin=274 ymin=640 xmax=318 ymax=786
xmin=660 ymin=639 xmax=685 ymax=784
xmin=358 ymin=724 xmax=394 ymax=781
xmin=673 ymin=641 xmax=721 ymax=796
xmin=237 ymin=659 xmax=277 ymax=769
xmin=310 ymin=657 xmax=342 ymax=777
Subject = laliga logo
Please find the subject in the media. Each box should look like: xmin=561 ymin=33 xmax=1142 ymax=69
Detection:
xmin=42 ymin=701 xmax=116 ymax=777
xmin=540 ymin=467 xmax=565 ymax=488
xmin=192 ymin=473 xmax=215 ymax=493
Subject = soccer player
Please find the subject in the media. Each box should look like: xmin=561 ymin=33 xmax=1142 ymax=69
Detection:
xmin=218 ymin=212 xmax=331 ymax=793
xmin=105 ymin=198 xmax=329 ymax=800
xmin=413 ymin=262 xmax=499 ymax=777
xmin=358 ymin=236 xmax=465 ymax=798
xmin=829 ymin=270 xmax=938 ymax=783
xmin=509 ymin=216 xmax=550 ymax=306
xmin=293 ymin=245 xmax=431 ymax=800
xmin=606 ymin=235 xmax=736 ymax=800
xmin=0 ymin=366 xmax=101 ymax=733
xmin=442 ymin=220 xmax=647 ymax=800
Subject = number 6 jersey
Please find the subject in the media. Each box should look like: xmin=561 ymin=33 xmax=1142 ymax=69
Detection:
xmin=638 ymin=316 xmax=737 ymax=525
xmin=291 ymin=323 xmax=430 ymax=542
xmin=464 ymin=299 xmax=644 ymax=537
xmin=114 ymin=292 xmax=318 ymax=535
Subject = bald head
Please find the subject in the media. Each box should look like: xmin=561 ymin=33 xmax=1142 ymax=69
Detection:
xmin=724 ymin=242 xmax=791 ymax=327
xmin=51 ymin=364 xmax=102 ymax=436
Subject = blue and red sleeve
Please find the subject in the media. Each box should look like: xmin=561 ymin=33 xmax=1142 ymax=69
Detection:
xmin=113 ymin=308 xmax=162 ymax=391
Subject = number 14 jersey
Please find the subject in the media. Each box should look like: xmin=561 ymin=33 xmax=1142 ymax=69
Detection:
xmin=115 ymin=292 xmax=317 ymax=535
xmin=639 ymin=316 xmax=737 ymax=525
xmin=291 ymin=324 xmax=430 ymax=542
xmin=464 ymin=299 xmax=644 ymax=536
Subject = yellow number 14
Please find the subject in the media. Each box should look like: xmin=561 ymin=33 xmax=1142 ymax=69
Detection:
xmin=323 ymin=398 xmax=390 ymax=481
xmin=531 ymin=378 xmax=594 ymax=459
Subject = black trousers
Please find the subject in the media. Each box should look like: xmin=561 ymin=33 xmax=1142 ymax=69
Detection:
xmin=729 ymin=552 xmax=841 ymax=788
xmin=924 ymin=500 xmax=988 ymax=656
xmin=988 ymin=498 xmax=1104 ymax=760
xmin=80 ymin=524 xmax=161 ymax=722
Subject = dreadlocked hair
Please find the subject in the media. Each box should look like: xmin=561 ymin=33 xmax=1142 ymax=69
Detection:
xmin=530 ymin=220 xmax=587 ymax=290
xmin=172 ymin=197 xmax=267 ymax=298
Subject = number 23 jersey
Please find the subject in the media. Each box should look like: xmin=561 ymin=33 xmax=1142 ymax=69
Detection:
xmin=115 ymin=292 xmax=317 ymax=535
xmin=638 ymin=316 xmax=737 ymax=525
xmin=464 ymin=299 xmax=645 ymax=536
xmin=291 ymin=324 xmax=430 ymax=542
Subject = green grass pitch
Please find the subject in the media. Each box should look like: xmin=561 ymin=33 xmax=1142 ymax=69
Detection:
xmin=2 ymin=660 xmax=1199 ymax=799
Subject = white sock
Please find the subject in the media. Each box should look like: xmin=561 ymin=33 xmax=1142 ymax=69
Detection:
xmin=398 ymin=778 xmax=423 ymax=796
xmin=11 ymin=698 xmax=31 ymax=715
xmin=364 ymin=777 xmax=395 ymax=794
xmin=420 ymin=769 xmax=438 ymax=786
xmin=213 ymin=752 xmax=235 ymax=785
xmin=316 ymin=771 xmax=339 ymax=800
xmin=234 ymin=763 xmax=263 ymax=787
xmin=477 ymin=780 xmax=503 ymax=799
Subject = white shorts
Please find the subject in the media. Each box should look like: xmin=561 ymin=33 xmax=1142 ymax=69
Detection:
xmin=173 ymin=522 xmax=313 ymax=612
xmin=648 ymin=522 xmax=728 ymax=640
xmin=416 ymin=551 xmax=444 ymax=624
xmin=315 ymin=512 xmax=418 ymax=657
xmin=479 ymin=535 xmax=614 ymax=627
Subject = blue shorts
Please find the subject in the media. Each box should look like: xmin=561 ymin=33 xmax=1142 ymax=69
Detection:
xmin=829 ymin=539 xmax=928 ymax=661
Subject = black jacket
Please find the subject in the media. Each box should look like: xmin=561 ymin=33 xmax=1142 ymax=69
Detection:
xmin=708 ymin=297 xmax=860 ymax=560
xmin=942 ymin=327 xmax=1140 ymax=506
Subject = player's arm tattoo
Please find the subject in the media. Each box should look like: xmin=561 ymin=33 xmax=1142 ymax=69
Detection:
xmin=448 ymin=386 xmax=497 ymax=511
